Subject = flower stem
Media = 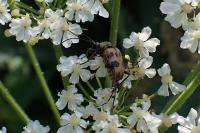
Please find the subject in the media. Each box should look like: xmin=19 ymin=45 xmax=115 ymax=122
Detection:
xmin=78 ymin=83 xmax=95 ymax=102
xmin=105 ymin=0 xmax=121 ymax=88
xmin=52 ymin=45 xmax=70 ymax=89
xmin=96 ymin=76 xmax=103 ymax=88
xmin=0 ymin=81 xmax=29 ymax=124
xmin=86 ymin=81 xmax=95 ymax=92
xmin=16 ymin=2 xmax=39 ymax=15
xmin=109 ymin=0 xmax=121 ymax=47
xmin=164 ymin=70 xmax=200 ymax=115
xmin=24 ymin=44 xmax=60 ymax=125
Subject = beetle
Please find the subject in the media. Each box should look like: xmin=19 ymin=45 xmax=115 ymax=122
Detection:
xmin=63 ymin=35 xmax=129 ymax=104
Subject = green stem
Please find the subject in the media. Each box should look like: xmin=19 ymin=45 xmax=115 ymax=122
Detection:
xmin=52 ymin=45 xmax=70 ymax=89
xmin=24 ymin=44 xmax=60 ymax=125
xmin=96 ymin=76 xmax=102 ymax=88
xmin=109 ymin=0 xmax=121 ymax=47
xmin=16 ymin=2 xmax=39 ymax=15
xmin=86 ymin=81 xmax=95 ymax=92
xmin=164 ymin=71 xmax=200 ymax=115
xmin=78 ymin=83 xmax=94 ymax=102
xmin=0 ymin=81 xmax=29 ymax=124
xmin=162 ymin=61 xmax=200 ymax=113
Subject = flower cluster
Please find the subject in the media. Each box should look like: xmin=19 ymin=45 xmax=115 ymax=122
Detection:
xmin=1 ymin=0 xmax=109 ymax=48
xmin=160 ymin=0 xmax=200 ymax=54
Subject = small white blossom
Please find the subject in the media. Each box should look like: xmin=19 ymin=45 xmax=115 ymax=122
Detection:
xmin=45 ymin=9 xmax=64 ymax=22
xmin=91 ymin=0 xmax=109 ymax=18
xmin=180 ymin=13 xmax=200 ymax=54
xmin=89 ymin=56 xmax=108 ymax=77
xmin=123 ymin=27 xmax=160 ymax=58
xmin=143 ymin=113 xmax=162 ymax=133
xmin=51 ymin=17 xmax=82 ymax=48
xmin=65 ymin=0 xmax=94 ymax=22
xmin=157 ymin=63 xmax=186 ymax=96
xmin=33 ymin=18 xmax=52 ymax=39
xmin=93 ymin=114 xmax=130 ymax=133
xmin=137 ymin=56 xmax=156 ymax=78
xmin=0 ymin=127 xmax=6 ymax=133
xmin=57 ymin=55 xmax=91 ymax=84
xmin=177 ymin=108 xmax=200 ymax=133
xmin=159 ymin=0 xmax=199 ymax=28
xmin=157 ymin=113 xmax=181 ymax=128
xmin=0 ymin=0 xmax=11 ymax=25
xmin=127 ymin=101 xmax=151 ymax=133
xmin=22 ymin=120 xmax=50 ymax=133
xmin=94 ymin=88 xmax=118 ymax=111
xmin=9 ymin=14 xmax=34 ymax=42
xmin=57 ymin=112 xmax=88 ymax=133
xmin=56 ymin=85 xmax=84 ymax=111
xmin=76 ymin=103 xmax=99 ymax=119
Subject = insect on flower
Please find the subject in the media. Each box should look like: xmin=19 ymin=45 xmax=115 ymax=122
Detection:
xmin=63 ymin=35 xmax=130 ymax=105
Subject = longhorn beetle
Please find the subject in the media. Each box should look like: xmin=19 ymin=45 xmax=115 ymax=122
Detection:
xmin=63 ymin=35 xmax=130 ymax=105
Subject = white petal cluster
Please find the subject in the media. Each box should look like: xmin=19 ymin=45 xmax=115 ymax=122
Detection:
xmin=177 ymin=108 xmax=200 ymax=133
xmin=0 ymin=127 xmax=6 ymax=133
xmin=57 ymin=112 xmax=89 ymax=133
xmin=157 ymin=63 xmax=185 ymax=96
xmin=92 ymin=111 xmax=130 ymax=133
xmin=160 ymin=0 xmax=199 ymax=28
xmin=0 ymin=0 xmax=11 ymax=25
xmin=56 ymin=85 xmax=84 ymax=111
xmin=180 ymin=13 xmax=200 ymax=54
xmin=65 ymin=0 xmax=109 ymax=22
xmin=22 ymin=120 xmax=50 ymax=133
xmin=94 ymin=88 xmax=119 ymax=110
xmin=57 ymin=54 xmax=91 ymax=84
xmin=76 ymin=103 xmax=98 ymax=119
xmin=89 ymin=56 xmax=108 ymax=77
xmin=123 ymin=26 xmax=160 ymax=58
xmin=9 ymin=14 xmax=34 ymax=42
xmin=127 ymin=100 xmax=161 ymax=133
xmin=137 ymin=56 xmax=156 ymax=79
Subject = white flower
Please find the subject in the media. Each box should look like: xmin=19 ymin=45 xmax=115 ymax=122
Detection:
xmin=0 ymin=127 xmax=6 ymax=133
xmin=91 ymin=0 xmax=109 ymax=18
xmin=57 ymin=54 xmax=91 ymax=84
xmin=51 ymin=17 xmax=82 ymax=48
xmin=159 ymin=0 xmax=199 ymax=28
xmin=9 ymin=14 xmax=34 ymax=42
xmin=143 ymin=113 xmax=162 ymax=133
xmin=56 ymin=85 xmax=84 ymax=111
xmin=57 ymin=112 xmax=88 ymax=133
xmin=33 ymin=18 xmax=52 ymax=39
xmin=127 ymin=101 xmax=151 ymax=133
xmin=65 ymin=0 xmax=94 ymax=22
xmin=76 ymin=103 xmax=99 ymax=119
xmin=89 ymin=56 xmax=108 ymax=77
xmin=177 ymin=108 xmax=200 ymax=133
xmin=157 ymin=63 xmax=186 ymax=96
xmin=94 ymin=88 xmax=118 ymax=111
xmin=93 ymin=114 xmax=130 ymax=133
xmin=180 ymin=13 xmax=200 ymax=54
xmin=45 ymin=9 xmax=64 ymax=22
xmin=22 ymin=120 xmax=50 ymax=133
xmin=0 ymin=0 xmax=11 ymax=25
xmin=123 ymin=27 xmax=160 ymax=57
xmin=136 ymin=56 xmax=156 ymax=78
xmin=157 ymin=113 xmax=181 ymax=128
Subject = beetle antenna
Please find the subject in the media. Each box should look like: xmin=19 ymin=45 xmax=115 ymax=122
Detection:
xmin=61 ymin=34 xmax=96 ymax=46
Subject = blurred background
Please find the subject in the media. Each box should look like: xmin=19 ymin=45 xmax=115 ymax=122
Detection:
xmin=0 ymin=0 xmax=200 ymax=132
